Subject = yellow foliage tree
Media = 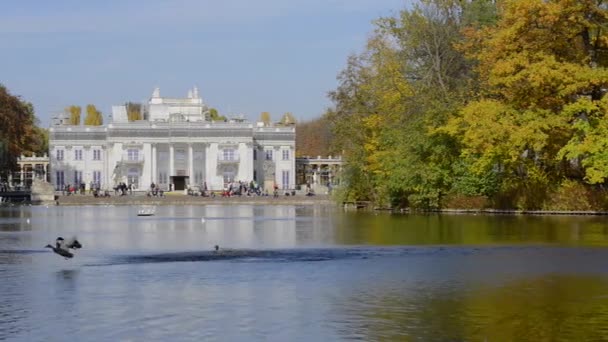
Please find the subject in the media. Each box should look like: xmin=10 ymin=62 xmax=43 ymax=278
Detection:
xmin=259 ymin=112 xmax=271 ymax=126
xmin=279 ymin=112 xmax=296 ymax=125
xmin=126 ymin=102 xmax=141 ymax=122
xmin=446 ymin=0 xmax=608 ymax=193
xmin=66 ymin=106 xmax=81 ymax=125
xmin=84 ymin=104 xmax=103 ymax=126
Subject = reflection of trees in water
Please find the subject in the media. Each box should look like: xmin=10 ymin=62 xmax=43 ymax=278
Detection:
xmin=329 ymin=285 xmax=468 ymax=341
xmin=333 ymin=213 xmax=608 ymax=246
xmin=330 ymin=275 xmax=608 ymax=341
xmin=461 ymin=275 xmax=608 ymax=341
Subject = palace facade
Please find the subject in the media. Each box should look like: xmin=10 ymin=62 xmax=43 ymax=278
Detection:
xmin=49 ymin=87 xmax=296 ymax=192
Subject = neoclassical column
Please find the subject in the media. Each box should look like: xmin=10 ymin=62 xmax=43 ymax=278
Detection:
xmin=169 ymin=144 xmax=175 ymax=177
xmin=188 ymin=144 xmax=194 ymax=186
xmin=102 ymin=145 xmax=108 ymax=188
xmin=200 ymin=142 xmax=207 ymax=183
xmin=151 ymin=143 xmax=157 ymax=183
xmin=84 ymin=146 xmax=90 ymax=186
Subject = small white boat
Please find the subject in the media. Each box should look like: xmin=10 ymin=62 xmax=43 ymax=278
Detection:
xmin=137 ymin=208 xmax=155 ymax=216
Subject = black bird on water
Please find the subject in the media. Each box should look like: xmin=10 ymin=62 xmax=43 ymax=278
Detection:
xmin=45 ymin=237 xmax=83 ymax=259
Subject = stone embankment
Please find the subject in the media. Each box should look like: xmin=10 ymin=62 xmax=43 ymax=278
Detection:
xmin=56 ymin=193 xmax=334 ymax=206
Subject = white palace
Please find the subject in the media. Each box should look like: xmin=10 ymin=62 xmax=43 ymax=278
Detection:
xmin=49 ymin=87 xmax=295 ymax=192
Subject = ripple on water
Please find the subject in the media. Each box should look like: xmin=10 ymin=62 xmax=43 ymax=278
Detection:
xmin=77 ymin=245 xmax=558 ymax=268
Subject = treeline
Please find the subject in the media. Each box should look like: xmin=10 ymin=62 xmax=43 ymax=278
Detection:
xmin=327 ymin=0 xmax=608 ymax=210
xmin=296 ymin=115 xmax=336 ymax=157
xmin=0 ymin=84 xmax=48 ymax=171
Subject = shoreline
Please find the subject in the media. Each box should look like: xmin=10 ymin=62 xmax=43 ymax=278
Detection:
xmin=54 ymin=193 xmax=335 ymax=206
xmin=15 ymin=195 xmax=608 ymax=215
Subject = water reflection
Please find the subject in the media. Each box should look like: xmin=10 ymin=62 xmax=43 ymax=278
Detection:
xmin=2 ymin=205 xmax=608 ymax=340
xmin=4 ymin=205 xmax=608 ymax=248
xmin=330 ymin=267 xmax=608 ymax=341
xmin=333 ymin=212 xmax=608 ymax=246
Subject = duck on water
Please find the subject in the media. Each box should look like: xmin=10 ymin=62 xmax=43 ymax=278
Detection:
xmin=45 ymin=237 xmax=83 ymax=259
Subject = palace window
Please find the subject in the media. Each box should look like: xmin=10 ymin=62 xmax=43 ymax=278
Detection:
xmin=265 ymin=150 xmax=273 ymax=161
xmin=74 ymin=170 xmax=83 ymax=184
xmin=223 ymin=149 xmax=235 ymax=161
xmin=282 ymin=150 xmax=289 ymax=161
xmin=127 ymin=149 xmax=139 ymax=161
xmin=195 ymin=171 xmax=203 ymax=184
xmin=93 ymin=149 xmax=102 ymax=161
xmin=159 ymin=172 xmax=167 ymax=184
xmin=56 ymin=149 xmax=64 ymax=161
xmin=93 ymin=171 xmax=101 ymax=185
xmin=56 ymin=171 xmax=64 ymax=187
xmin=282 ymin=170 xmax=290 ymax=189
xmin=74 ymin=149 xmax=83 ymax=161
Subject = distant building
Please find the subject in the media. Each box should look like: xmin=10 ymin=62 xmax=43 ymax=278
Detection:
xmin=17 ymin=154 xmax=50 ymax=187
xmin=49 ymin=87 xmax=296 ymax=192
xmin=296 ymin=155 xmax=343 ymax=190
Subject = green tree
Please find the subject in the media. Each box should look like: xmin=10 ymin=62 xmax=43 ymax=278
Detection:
xmin=84 ymin=104 xmax=103 ymax=125
xmin=29 ymin=127 xmax=49 ymax=156
xmin=209 ymin=108 xmax=227 ymax=121
xmin=328 ymin=0 xmax=481 ymax=208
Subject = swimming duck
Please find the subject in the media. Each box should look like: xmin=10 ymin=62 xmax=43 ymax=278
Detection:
xmin=45 ymin=237 xmax=82 ymax=259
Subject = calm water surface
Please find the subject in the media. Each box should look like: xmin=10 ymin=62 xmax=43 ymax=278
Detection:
xmin=2 ymin=205 xmax=608 ymax=341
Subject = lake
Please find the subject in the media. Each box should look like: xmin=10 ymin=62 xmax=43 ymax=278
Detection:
xmin=2 ymin=205 xmax=608 ymax=341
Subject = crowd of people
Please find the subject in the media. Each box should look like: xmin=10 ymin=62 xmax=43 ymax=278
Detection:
xmin=220 ymin=180 xmax=264 ymax=197
xmin=53 ymin=180 xmax=332 ymax=199
xmin=147 ymin=183 xmax=165 ymax=197
xmin=59 ymin=182 xmax=111 ymax=197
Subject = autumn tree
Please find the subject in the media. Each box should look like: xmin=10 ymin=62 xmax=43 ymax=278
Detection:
xmin=126 ymin=102 xmax=141 ymax=121
xmin=84 ymin=104 xmax=103 ymax=125
xmin=444 ymin=0 xmax=608 ymax=208
xmin=296 ymin=115 xmax=335 ymax=157
xmin=0 ymin=84 xmax=45 ymax=171
xmin=279 ymin=112 xmax=296 ymax=125
xmin=259 ymin=112 xmax=271 ymax=126
xmin=66 ymin=105 xmax=81 ymax=125
xmin=324 ymin=0 xmax=608 ymax=209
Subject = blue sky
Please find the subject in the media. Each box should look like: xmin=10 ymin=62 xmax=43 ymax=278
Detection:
xmin=0 ymin=0 xmax=409 ymax=126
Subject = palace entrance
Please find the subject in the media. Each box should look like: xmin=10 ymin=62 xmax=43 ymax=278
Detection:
xmin=172 ymin=176 xmax=188 ymax=191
